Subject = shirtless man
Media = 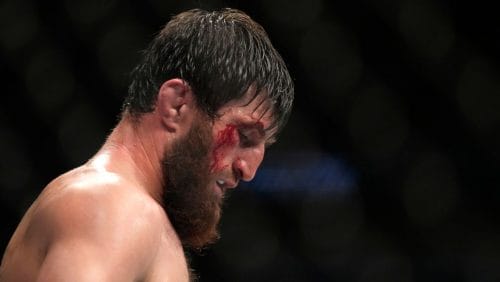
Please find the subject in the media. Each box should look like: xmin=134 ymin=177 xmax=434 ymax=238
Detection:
xmin=0 ymin=8 xmax=293 ymax=281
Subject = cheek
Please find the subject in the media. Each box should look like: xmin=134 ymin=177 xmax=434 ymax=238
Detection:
xmin=210 ymin=124 xmax=237 ymax=173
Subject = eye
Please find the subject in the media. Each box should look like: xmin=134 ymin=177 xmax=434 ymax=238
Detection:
xmin=238 ymin=129 xmax=256 ymax=147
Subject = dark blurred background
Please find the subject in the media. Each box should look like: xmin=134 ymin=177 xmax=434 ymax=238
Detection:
xmin=1 ymin=0 xmax=499 ymax=281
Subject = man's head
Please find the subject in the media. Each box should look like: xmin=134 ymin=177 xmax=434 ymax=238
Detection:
xmin=122 ymin=8 xmax=294 ymax=249
xmin=123 ymin=8 xmax=293 ymax=133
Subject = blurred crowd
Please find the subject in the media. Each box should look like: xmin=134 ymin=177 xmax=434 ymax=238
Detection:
xmin=1 ymin=0 xmax=498 ymax=281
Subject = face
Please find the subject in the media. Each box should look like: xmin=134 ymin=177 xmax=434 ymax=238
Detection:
xmin=209 ymin=90 xmax=276 ymax=191
xmin=162 ymin=89 xmax=275 ymax=250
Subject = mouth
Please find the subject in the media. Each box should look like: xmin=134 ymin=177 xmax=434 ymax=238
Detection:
xmin=214 ymin=180 xmax=226 ymax=197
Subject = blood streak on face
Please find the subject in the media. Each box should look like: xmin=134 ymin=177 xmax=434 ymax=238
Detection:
xmin=210 ymin=124 xmax=237 ymax=172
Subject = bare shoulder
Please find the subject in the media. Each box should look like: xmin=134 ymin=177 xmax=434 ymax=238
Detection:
xmin=37 ymin=167 xmax=167 ymax=240
xmin=28 ymin=167 xmax=180 ymax=279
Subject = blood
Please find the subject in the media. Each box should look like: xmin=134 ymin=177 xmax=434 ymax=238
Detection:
xmin=210 ymin=124 xmax=237 ymax=172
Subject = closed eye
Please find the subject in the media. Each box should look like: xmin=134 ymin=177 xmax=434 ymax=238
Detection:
xmin=238 ymin=129 xmax=257 ymax=147
xmin=236 ymin=121 xmax=272 ymax=148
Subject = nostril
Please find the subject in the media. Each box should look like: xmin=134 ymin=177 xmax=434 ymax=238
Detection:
xmin=232 ymin=157 xmax=245 ymax=181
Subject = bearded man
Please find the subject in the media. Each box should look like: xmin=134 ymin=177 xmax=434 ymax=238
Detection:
xmin=0 ymin=8 xmax=293 ymax=281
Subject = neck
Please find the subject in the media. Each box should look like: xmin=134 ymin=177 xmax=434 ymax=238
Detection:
xmin=87 ymin=114 xmax=165 ymax=203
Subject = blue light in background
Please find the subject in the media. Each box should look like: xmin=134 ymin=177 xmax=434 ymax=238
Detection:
xmin=243 ymin=151 xmax=358 ymax=197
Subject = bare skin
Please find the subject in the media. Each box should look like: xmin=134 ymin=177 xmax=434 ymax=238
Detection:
xmin=0 ymin=79 xmax=274 ymax=281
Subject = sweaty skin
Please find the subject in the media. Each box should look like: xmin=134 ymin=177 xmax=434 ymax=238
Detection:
xmin=0 ymin=81 xmax=275 ymax=282
xmin=0 ymin=132 xmax=190 ymax=282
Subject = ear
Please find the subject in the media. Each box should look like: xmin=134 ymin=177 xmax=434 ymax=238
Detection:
xmin=156 ymin=78 xmax=196 ymax=133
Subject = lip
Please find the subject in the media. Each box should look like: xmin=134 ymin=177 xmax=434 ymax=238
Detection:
xmin=223 ymin=179 xmax=238 ymax=189
xmin=214 ymin=181 xmax=225 ymax=197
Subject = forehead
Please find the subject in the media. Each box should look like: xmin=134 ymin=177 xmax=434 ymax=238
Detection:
xmin=216 ymin=86 xmax=275 ymax=129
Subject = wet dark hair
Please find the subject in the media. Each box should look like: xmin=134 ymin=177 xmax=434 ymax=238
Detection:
xmin=124 ymin=8 xmax=294 ymax=136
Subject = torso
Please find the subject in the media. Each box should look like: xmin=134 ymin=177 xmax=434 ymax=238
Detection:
xmin=0 ymin=166 xmax=190 ymax=282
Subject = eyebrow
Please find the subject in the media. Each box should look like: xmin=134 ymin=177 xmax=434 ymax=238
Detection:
xmin=237 ymin=120 xmax=265 ymax=136
xmin=236 ymin=120 xmax=277 ymax=146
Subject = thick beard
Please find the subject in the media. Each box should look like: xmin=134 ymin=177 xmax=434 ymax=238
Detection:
xmin=162 ymin=117 xmax=223 ymax=250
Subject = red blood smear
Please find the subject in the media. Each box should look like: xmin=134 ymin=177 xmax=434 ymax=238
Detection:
xmin=210 ymin=124 xmax=237 ymax=172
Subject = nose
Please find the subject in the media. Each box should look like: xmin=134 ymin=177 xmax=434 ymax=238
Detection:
xmin=233 ymin=145 xmax=265 ymax=182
